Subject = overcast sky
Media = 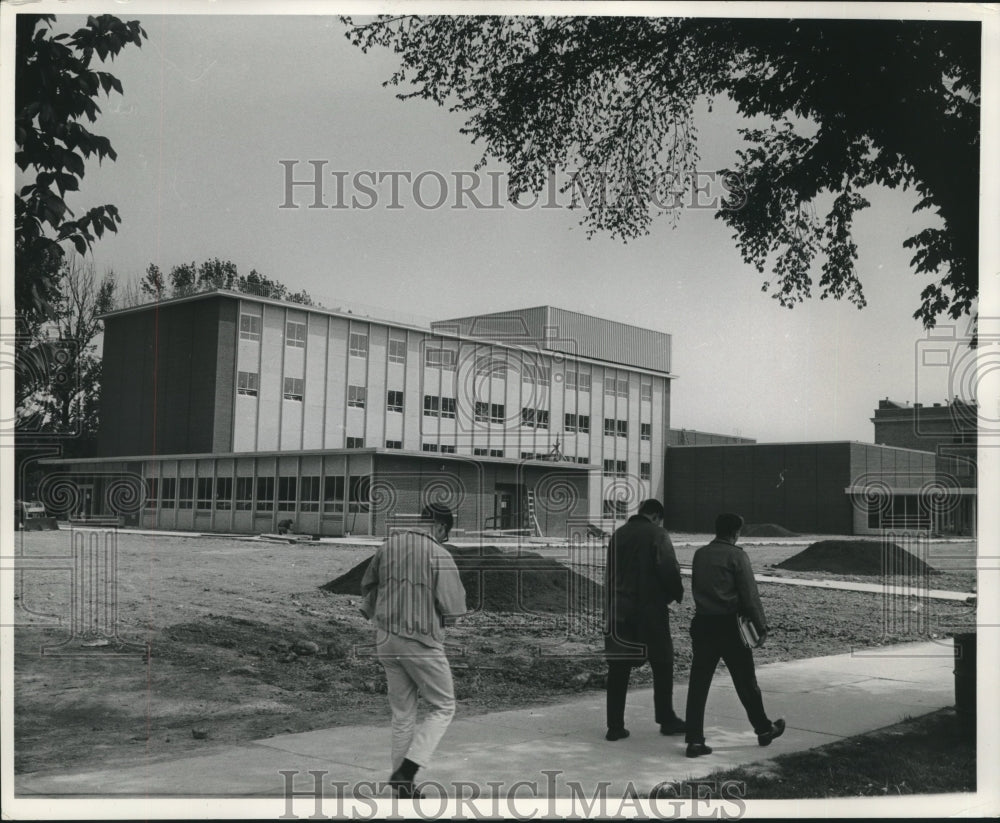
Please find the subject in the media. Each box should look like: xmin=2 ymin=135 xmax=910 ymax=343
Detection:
xmin=19 ymin=6 xmax=990 ymax=443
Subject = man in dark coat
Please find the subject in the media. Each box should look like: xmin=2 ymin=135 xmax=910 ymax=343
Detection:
xmin=683 ymin=512 xmax=785 ymax=758
xmin=604 ymin=498 xmax=686 ymax=741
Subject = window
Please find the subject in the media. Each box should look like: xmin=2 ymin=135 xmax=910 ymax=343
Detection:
xmin=440 ymin=397 xmax=456 ymax=419
xmin=422 ymin=443 xmax=439 ymax=452
xmin=286 ymin=320 xmax=306 ymax=348
xmin=386 ymin=390 xmax=403 ymax=413
xmin=215 ymin=477 xmax=233 ymax=511
xmin=641 ymin=383 xmax=653 ymax=401
xmin=490 ymin=449 xmax=504 ymax=457
xmin=536 ymin=409 xmax=549 ymax=429
xmin=300 ymin=476 xmax=320 ymax=512
xmin=348 ymin=385 xmax=366 ymax=408
xmin=605 ymin=376 xmax=628 ymax=397
xmin=640 ymin=423 xmax=652 ymax=442
xmin=521 ymin=408 xmax=535 ymax=427
xmin=424 ymin=395 xmax=440 ymax=417
xmin=349 ymin=332 xmax=368 ymax=358
xmin=441 ymin=445 xmax=456 ymax=454
xmin=346 ymin=437 xmax=364 ymax=448
xmin=235 ymin=477 xmax=252 ymax=511
xmin=602 ymin=460 xmax=627 ymax=477
xmin=604 ymin=418 xmax=616 ymax=437
xmin=323 ymin=476 xmax=345 ymax=515
xmin=255 ymin=477 xmax=274 ymax=512
xmin=283 ymin=377 xmax=304 ymax=401
xmin=578 ymin=372 xmax=592 ymax=391
xmin=145 ymin=478 xmax=158 ymax=510
xmin=640 ymin=462 xmax=651 ymax=480
xmin=278 ymin=477 xmax=297 ymax=512
xmin=604 ymin=499 xmax=628 ymax=519
xmin=565 ymin=369 xmax=577 ymax=390
xmin=161 ymin=477 xmax=176 ymax=509
xmin=388 ymin=339 xmax=406 ymax=364
xmin=424 ymin=347 xmax=456 ymax=370
xmin=565 ymin=413 xmax=577 ymax=432
xmin=475 ymin=448 xmax=504 ymax=457
xmin=475 ymin=402 xmax=489 ymax=423
xmin=237 ymin=371 xmax=259 ymax=396
xmin=385 ymin=440 xmax=402 ymax=449
xmin=239 ymin=313 xmax=261 ymax=341
xmin=576 ymin=456 xmax=589 ymax=464
xmin=523 ymin=451 xmax=538 ymax=460
xmin=617 ymin=420 xmax=628 ymax=438
xmin=577 ymin=415 xmax=590 ymax=434
xmin=525 ymin=362 xmax=551 ymax=386
xmin=490 ymin=403 xmax=505 ymax=424
xmin=197 ymin=477 xmax=213 ymax=510
xmin=178 ymin=478 xmax=194 ymax=509
xmin=348 ymin=476 xmax=371 ymax=513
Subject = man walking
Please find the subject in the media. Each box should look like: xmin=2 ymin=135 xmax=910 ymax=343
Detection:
xmin=360 ymin=503 xmax=467 ymax=797
xmin=604 ymin=498 xmax=686 ymax=741
xmin=684 ymin=512 xmax=784 ymax=757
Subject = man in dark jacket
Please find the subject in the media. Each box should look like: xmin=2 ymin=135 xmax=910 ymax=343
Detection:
xmin=683 ymin=512 xmax=785 ymax=757
xmin=604 ymin=498 xmax=686 ymax=741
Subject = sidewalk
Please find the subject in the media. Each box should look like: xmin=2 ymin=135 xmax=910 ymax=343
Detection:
xmin=16 ymin=640 xmax=956 ymax=799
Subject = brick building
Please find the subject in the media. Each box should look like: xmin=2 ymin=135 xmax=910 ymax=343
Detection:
xmin=46 ymin=292 xmax=674 ymax=537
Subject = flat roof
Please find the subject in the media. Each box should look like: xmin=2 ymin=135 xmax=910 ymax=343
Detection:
xmin=667 ymin=440 xmax=937 ymax=456
xmin=40 ymin=447 xmax=592 ymax=469
xmin=99 ymin=290 xmax=677 ymax=379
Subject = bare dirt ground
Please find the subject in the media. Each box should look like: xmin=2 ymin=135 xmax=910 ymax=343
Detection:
xmin=12 ymin=529 xmax=977 ymax=775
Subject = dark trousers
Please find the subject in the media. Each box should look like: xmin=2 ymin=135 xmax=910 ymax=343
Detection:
xmin=606 ymin=620 xmax=678 ymax=730
xmin=684 ymin=614 xmax=771 ymax=744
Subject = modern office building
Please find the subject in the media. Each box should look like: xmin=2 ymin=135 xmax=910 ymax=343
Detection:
xmin=871 ymin=398 xmax=977 ymax=535
xmin=664 ymin=441 xmax=940 ymax=535
xmin=46 ymin=291 xmax=674 ymax=537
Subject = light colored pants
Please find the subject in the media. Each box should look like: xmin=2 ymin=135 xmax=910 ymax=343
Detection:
xmin=376 ymin=633 xmax=456 ymax=770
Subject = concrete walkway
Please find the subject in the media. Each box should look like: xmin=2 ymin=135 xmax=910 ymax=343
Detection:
xmin=16 ymin=640 xmax=957 ymax=799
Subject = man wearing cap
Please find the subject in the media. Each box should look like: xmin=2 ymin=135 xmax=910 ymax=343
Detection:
xmin=604 ymin=498 xmax=687 ymax=741
xmin=360 ymin=503 xmax=467 ymax=798
xmin=683 ymin=512 xmax=785 ymax=758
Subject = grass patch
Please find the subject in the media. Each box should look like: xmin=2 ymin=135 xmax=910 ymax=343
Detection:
xmin=665 ymin=709 xmax=975 ymax=799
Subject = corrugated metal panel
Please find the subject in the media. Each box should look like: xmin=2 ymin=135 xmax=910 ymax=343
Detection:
xmin=546 ymin=308 xmax=670 ymax=374
xmin=433 ymin=306 xmax=672 ymax=374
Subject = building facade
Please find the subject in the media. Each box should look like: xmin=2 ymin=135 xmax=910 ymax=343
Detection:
xmin=871 ymin=398 xmax=977 ymax=535
xmin=664 ymin=441 xmax=940 ymax=536
xmin=50 ymin=293 xmax=674 ymax=537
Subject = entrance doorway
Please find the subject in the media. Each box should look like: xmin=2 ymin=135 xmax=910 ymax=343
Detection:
xmin=493 ymin=483 xmax=523 ymax=530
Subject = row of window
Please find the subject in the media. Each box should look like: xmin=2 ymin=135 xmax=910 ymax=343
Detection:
xmin=237 ymin=377 xmax=654 ymax=443
xmin=145 ymin=475 xmax=371 ymax=514
xmin=603 ymin=459 xmax=652 ymax=479
xmin=239 ymin=316 xmax=656 ymax=402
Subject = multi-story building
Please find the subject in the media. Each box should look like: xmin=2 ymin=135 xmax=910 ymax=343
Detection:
xmin=48 ymin=292 xmax=674 ymax=537
xmin=872 ymin=398 xmax=977 ymax=535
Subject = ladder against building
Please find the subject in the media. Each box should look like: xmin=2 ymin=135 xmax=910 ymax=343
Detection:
xmin=526 ymin=489 xmax=543 ymax=537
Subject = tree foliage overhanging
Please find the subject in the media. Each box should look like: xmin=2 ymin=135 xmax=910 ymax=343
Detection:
xmin=15 ymin=13 xmax=146 ymax=329
xmin=343 ymin=15 xmax=979 ymax=329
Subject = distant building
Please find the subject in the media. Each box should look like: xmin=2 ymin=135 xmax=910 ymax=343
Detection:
xmin=664 ymin=441 xmax=940 ymax=536
xmin=871 ymin=397 xmax=977 ymax=534
xmin=44 ymin=293 xmax=674 ymax=537
xmin=667 ymin=429 xmax=756 ymax=446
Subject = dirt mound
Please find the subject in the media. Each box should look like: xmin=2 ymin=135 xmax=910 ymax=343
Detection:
xmin=321 ymin=545 xmax=602 ymax=613
xmin=741 ymin=523 xmax=799 ymax=538
xmin=775 ymin=540 xmax=936 ymax=576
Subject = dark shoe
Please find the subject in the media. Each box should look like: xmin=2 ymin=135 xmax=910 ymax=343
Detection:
xmin=605 ymin=727 xmax=630 ymax=741
xmin=686 ymin=742 xmax=713 ymax=758
xmin=660 ymin=717 xmax=688 ymax=735
xmin=758 ymin=718 xmax=786 ymax=747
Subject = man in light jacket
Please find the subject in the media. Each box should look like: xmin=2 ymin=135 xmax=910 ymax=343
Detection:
xmin=360 ymin=503 xmax=467 ymax=798
xmin=683 ymin=512 xmax=784 ymax=757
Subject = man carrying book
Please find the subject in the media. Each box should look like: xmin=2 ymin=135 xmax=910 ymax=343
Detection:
xmin=683 ymin=512 xmax=785 ymax=758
